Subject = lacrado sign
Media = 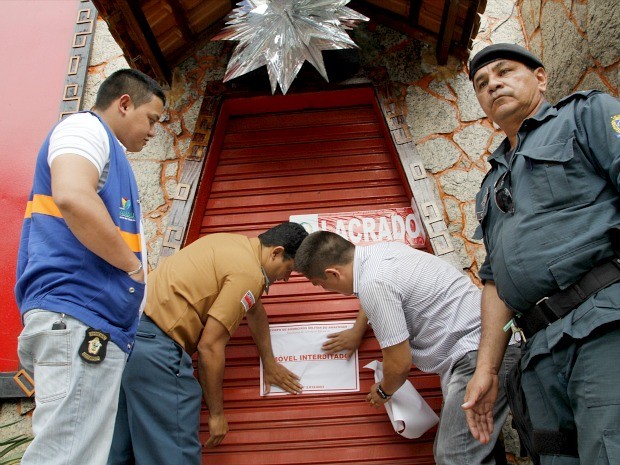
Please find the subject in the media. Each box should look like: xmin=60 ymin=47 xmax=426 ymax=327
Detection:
xmin=290 ymin=207 xmax=426 ymax=248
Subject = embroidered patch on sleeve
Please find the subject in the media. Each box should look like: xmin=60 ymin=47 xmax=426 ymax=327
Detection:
xmin=241 ymin=290 xmax=255 ymax=312
xmin=611 ymin=115 xmax=620 ymax=138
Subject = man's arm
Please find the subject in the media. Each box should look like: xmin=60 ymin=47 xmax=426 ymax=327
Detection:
xmin=197 ymin=316 xmax=231 ymax=448
xmin=246 ymin=300 xmax=302 ymax=394
xmin=462 ymin=281 xmax=513 ymax=444
xmin=578 ymin=93 xmax=620 ymax=189
xmin=51 ymin=154 xmax=143 ymax=281
xmin=322 ymin=308 xmax=369 ymax=359
xmin=367 ymin=339 xmax=411 ymax=408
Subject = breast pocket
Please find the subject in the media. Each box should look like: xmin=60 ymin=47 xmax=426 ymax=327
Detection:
xmin=521 ymin=138 xmax=597 ymax=213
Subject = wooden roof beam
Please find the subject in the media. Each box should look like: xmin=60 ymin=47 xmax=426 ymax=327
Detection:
xmin=408 ymin=0 xmax=423 ymax=27
xmin=350 ymin=1 xmax=439 ymax=47
xmin=93 ymin=0 xmax=171 ymax=84
xmin=123 ymin=0 xmax=171 ymax=83
xmin=166 ymin=0 xmax=196 ymax=44
xmin=436 ymin=0 xmax=460 ymax=64
xmin=461 ymin=0 xmax=487 ymax=51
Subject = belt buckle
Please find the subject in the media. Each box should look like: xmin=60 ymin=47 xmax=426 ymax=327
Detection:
xmin=535 ymin=295 xmax=556 ymax=322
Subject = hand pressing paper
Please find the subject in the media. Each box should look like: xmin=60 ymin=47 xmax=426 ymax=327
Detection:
xmin=364 ymin=360 xmax=439 ymax=439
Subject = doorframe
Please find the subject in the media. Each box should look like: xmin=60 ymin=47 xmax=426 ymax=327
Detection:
xmin=158 ymin=81 xmax=460 ymax=269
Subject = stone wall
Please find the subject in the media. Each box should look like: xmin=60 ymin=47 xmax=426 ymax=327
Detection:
xmin=520 ymin=0 xmax=619 ymax=104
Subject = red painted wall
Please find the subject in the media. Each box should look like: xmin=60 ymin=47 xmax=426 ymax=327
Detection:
xmin=0 ymin=1 xmax=78 ymax=372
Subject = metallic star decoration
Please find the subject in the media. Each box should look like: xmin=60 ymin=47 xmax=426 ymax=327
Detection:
xmin=213 ymin=0 xmax=369 ymax=94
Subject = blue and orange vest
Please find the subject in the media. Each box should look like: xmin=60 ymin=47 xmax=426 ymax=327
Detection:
xmin=15 ymin=112 xmax=145 ymax=353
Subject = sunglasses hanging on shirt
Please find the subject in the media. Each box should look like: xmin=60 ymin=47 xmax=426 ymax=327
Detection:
xmin=494 ymin=170 xmax=515 ymax=214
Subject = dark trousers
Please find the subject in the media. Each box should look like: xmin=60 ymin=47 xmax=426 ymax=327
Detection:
xmin=108 ymin=314 xmax=203 ymax=465
xmin=522 ymin=324 xmax=620 ymax=465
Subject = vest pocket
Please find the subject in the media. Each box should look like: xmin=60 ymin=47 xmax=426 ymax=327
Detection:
xmin=112 ymin=272 xmax=146 ymax=328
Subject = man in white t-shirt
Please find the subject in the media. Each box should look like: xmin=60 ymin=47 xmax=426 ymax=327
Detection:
xmin=294 ymin=231 xmax=519 ymax=465
xmin=15 ymin=68 xmax=165 ymax=465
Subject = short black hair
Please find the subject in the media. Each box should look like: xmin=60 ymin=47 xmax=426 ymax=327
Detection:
xmin=94 ymin=68 xmax=166 ymax=110
xmin=469 ymin=43 xmax=544 ymax=81
xmin=258 ymin=222 xmax=308 ymax=260
xmin=294 ymin=231 xmax=354 ymax=279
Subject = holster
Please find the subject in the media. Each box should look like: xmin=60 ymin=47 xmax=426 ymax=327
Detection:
xmin=506 ymin=362 xmax=579 ymax=463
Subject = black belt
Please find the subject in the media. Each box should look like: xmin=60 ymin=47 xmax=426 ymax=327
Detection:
xmin=519 ymin=257 xmax=620 ymax=339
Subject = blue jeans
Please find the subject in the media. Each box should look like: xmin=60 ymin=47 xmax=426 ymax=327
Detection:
xmin=434 ymin=345 xmax=521 ymax=465
xmin=108 ymin=314 xmax=202 ymax=465
xmin=17 ymin=309 xmax=127 ymax=465
xmin=522 ymin=323 xmax=620 ymax=465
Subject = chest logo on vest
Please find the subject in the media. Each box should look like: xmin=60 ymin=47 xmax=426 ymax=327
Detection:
xmin=611 ymin=115 xmax=620 ymax=138
xmin=79 ymin=328 xmax=109 ymax=364
xmin=120 ymin=198 xmax=136 ymax=221
xmin=241 ymin=290 xmax=255 ymax=312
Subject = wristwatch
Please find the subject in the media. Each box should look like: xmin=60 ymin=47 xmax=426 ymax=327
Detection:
xmin=376 ymin=384 xmax=392 ymax=400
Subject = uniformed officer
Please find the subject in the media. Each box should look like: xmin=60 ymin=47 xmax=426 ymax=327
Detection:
xmin=462 ymin=43 xmax=620 ymax=465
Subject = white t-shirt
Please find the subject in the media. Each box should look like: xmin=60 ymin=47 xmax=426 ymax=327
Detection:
xmin=49 ymin=112 xmax=121 ymax=191
xmin=49 ymin=112 xmax=108 ymax=173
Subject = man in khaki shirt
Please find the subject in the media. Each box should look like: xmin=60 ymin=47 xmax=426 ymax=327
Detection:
xmin=108 ymin=222 xmax=307 ymax=465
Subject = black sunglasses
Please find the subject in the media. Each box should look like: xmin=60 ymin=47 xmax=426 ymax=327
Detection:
xmin=494 ymin=170 xmax=514 ymax=214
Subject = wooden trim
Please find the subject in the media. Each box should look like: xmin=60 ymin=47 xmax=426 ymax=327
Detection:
xmin=59 ymin=0 xmax=97 ymax=120
xmin=372 ymin=81 xmax=461 ymax=268
xmin=158 ymin=88 xmax=225 ymax=261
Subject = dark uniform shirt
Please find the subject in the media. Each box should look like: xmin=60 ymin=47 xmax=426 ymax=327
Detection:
xmin=474 ymin=91 xmax=620 ymax=362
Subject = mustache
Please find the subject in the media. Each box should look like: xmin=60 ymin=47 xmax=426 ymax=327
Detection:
xmin=491 ymin=91 xmax=511 ymax=102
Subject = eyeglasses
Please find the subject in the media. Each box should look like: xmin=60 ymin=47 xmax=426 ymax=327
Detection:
xmin=494 ymin=170 xmax=514 ymax=214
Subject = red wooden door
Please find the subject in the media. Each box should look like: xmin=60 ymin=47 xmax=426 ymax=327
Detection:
xmin=188 ymin=87 xmax=441 ymax=464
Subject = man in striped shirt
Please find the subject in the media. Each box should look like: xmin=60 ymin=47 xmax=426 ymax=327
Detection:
xmin=294 ymin=231 xmax=519 ymax=465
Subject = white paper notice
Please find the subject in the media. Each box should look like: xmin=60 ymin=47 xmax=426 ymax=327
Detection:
xmin=364 ymin=360 xmax=439 ymax=439
xmin=260 ymin=321 xmax=359 ymax=396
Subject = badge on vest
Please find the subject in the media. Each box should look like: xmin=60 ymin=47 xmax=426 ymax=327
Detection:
xmin=79 ymin=328 xmax=109 ymax=364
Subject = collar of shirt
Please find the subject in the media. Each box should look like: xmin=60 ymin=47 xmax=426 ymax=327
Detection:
xmin=488 ymin=100 xmax=557 ymax=166
xmin=261 ymin=266 xmax=270 ymax=294
xmin=353 ymin=245 xmax=373 ymax=298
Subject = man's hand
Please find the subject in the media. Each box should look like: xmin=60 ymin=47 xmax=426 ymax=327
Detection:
xmin=204 ymin=412 xmax=228 ymax=448
xmin=263 ymin=362 xmax=302 ymax=395
xmin=366 ymin=382 xmax=390 ymax=409
xmin=461 ymin=370 xmax=499 ymax=444
xmin=321 ymin=329 xmax=362 ymax=359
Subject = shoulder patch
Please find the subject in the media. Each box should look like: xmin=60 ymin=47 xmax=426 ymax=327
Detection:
xmin=241 ymin=290 xmax=255 ymax=312
xmin=611 ymin=115 xmax=620 ymax=138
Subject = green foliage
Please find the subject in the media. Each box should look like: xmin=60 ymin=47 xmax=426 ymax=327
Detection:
xmin=0 ymin=420 xmax=33 ymax=465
